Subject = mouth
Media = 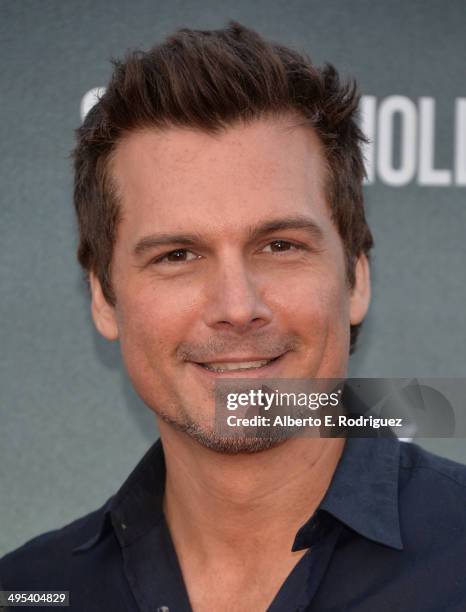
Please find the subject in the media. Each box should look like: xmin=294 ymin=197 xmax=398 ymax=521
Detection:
xmin=190 ymin=353 xmax=287 ymax=377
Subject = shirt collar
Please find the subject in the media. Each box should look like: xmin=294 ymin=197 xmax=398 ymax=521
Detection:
xmin=72 ymin=440 xmax=166 ymax=553
xmin=319 ymin=435 xmax=403 ymax=550
xmin=73 ymin=434 xmax=403 ymax=553
xmin=110 ymin=439 xmax=167 ymax=548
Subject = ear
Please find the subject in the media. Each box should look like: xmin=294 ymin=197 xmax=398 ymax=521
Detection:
xmin=349 ymin=254 xmax=371 ymax=325
xmin=89 ymin=271 xmax=119 ymax=341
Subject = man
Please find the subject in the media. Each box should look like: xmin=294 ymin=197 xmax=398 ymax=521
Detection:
xmin=1 ymin=21 xmax=466 ymax=612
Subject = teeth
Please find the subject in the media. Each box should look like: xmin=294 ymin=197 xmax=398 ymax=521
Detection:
xmin=201 ymin=359 xmax=272 ymax=372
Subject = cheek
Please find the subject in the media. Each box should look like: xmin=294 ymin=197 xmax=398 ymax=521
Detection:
xmin=270 ymin=271 xmax=350 ymax=337
xmin=268 ymin=268 xmax=351 ymax=379
xmin=114 ymin=288 xmax=200 ymax=409
xmin=116 ymin=282 xmax=204 ymax=367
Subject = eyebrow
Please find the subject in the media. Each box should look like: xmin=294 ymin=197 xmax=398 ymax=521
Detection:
xmin=248 ymin=216 xmax=324 ymax=243
xmin=132 ymin=215 xmax=325 ymax=257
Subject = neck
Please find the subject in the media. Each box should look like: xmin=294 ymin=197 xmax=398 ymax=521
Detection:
xmin=159 ymin=421 xmax=345 ymax=561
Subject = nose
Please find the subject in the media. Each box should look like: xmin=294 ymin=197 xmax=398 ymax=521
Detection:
xmin=203 ymin=255 xmax=273 ymax=333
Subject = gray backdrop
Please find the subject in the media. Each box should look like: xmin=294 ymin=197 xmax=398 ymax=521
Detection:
xmin=1 ymin=0 xmax=465 ymax=556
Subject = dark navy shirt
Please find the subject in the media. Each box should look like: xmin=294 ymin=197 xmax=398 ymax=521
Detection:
xmin=1 ymin=436 xmax=466 ymax=611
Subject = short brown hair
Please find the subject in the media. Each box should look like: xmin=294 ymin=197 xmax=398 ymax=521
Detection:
xmin=73 ymin=20 xmax=373 ymax=352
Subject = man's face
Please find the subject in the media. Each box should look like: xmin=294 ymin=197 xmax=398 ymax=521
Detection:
xmin=90 ymin=115 xmax=370 ymax=452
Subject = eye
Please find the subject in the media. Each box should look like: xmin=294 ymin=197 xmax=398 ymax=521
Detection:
xmin=262 ymin=240 xmax=303 ymax=253
xmin=153 ymin=249 xmax=199 ymax=264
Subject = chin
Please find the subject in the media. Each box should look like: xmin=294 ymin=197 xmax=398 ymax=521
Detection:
xmin=157 ymin=409 xmax=291 ymax=455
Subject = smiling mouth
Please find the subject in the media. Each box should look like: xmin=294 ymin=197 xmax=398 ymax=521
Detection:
xmin=193 ymin=355 xmax=283 ymax=373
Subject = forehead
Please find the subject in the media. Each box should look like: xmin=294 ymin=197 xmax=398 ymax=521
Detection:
xmin=109 ymin=115 xmax=331 ymax=240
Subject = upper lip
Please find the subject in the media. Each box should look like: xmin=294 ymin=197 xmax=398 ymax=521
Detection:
xmin=193 ymin=354 xmax=283 ymax=364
